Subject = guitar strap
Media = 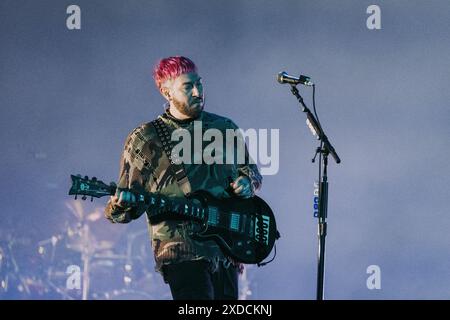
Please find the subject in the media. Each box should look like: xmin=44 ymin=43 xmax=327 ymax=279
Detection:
xmin=151 ymin=117 xmax=192 ymax=196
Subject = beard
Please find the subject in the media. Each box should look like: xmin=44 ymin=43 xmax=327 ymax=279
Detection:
xmin=172 ymin=97 xmax=204 ymax=118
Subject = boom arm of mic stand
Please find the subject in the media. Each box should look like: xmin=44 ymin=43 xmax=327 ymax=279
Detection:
xmin=290 ymin=85 xmax=341 ymax=164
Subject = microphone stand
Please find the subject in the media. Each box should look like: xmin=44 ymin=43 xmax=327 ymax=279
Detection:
xmin=288 ymin=84 xmax=340 ymax=300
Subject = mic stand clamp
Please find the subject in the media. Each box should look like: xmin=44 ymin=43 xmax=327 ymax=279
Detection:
xmin=312 ymin=147 xmax=321 ymax=163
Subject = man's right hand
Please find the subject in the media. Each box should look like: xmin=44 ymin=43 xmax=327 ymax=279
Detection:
xmin=110 ymin=189 xmax=137 ymax=209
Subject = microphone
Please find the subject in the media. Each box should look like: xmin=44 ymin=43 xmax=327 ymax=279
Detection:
xmin=277 ymin=71 xmax=314 ymax=86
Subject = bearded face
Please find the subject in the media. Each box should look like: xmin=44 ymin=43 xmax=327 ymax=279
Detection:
xmin=162 ymin=72 xmax=204 ymax=119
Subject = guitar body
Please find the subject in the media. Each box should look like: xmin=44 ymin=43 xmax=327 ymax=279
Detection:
xmin=180 ymin=190 xmax=278 ymax=264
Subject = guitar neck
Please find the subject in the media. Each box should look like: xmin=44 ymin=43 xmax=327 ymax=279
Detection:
xmin=137 ymin=191 xmax=207 ymax=222
xmin=69 ymin=174 xmax=210 ymax=224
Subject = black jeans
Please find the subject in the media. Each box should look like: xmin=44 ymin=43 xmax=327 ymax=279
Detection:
xmin=163 ymin=260 xmax=239 ymax=300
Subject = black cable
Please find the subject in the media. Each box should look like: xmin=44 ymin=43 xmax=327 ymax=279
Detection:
xmin=257 ymin=243 xmax=277 ymax=267
xmin=312 ymin=84 xmax=323 ymax=132
xmin=313 ymin=84 xmax=323 ymax=210
xmin=318 ymin=141 xmax=323 ymax=210
xmin=313 ymin=84 xmax=323 ymax=215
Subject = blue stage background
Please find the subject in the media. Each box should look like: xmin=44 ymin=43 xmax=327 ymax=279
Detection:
xmin=1 ymin=0 xmax=449 ymax=299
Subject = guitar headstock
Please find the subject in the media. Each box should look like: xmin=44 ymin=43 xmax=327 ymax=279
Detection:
xmin=69 ymin=174 xmax=116 ymax=201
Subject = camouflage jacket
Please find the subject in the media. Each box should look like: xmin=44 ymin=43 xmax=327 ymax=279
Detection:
xmin=104 ymin=109 xmax=262 ymax=275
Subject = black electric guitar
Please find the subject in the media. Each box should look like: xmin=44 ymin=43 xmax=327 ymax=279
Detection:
xmin=68 ymin=174 xmax=280 ymax=265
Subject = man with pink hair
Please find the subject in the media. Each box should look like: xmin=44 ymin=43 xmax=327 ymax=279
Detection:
xmin=105 ymin=56 xmax=262 ymax=300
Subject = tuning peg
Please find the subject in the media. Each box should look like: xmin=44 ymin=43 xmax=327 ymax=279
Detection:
xmin=84 ymin=175 xmax=89 ymax=180
xmin=92 ymin=176 xmax=97 ymax=181
xmin=90 ymin=196 xmax=93 ymax=202
xmin=74 ymin=194 xmax=78 ymax=200
xmin=81 ymin=195 xmax=87 ymax=201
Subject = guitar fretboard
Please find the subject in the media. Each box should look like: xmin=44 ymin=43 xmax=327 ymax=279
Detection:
xmin=144 ymin=194 xmax=251 ymax=235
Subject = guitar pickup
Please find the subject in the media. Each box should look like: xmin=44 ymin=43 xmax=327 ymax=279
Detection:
xmin=239 ymin=214 xmax=247 ymax=234
xmin=207 ymin=207 xmax=219 ymax=226
xmin=230 ymin=212 xmax=240 ymax=232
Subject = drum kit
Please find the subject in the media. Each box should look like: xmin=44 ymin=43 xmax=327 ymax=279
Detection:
xmin=0 ymin=199 xmax=256 ymax=300
xmin=0 ymin=200 xmax=171 ymax=300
